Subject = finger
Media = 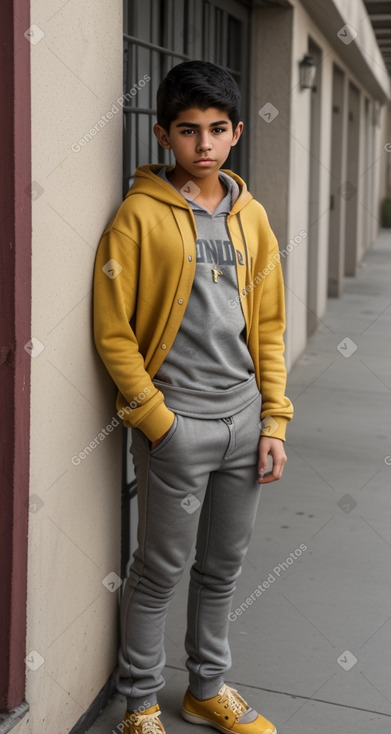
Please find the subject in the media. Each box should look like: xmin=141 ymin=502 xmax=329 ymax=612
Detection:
xmin=257 ymin=447 xmax=269 ymax=477
xmin=272 ymin=457 xmax=285 ymax=480
xmin=258 ymin=468 xmax=280 ymax=484
xmin=258 ymin=473 xmax=276 ymax=484
xmin=258 ymin=458 xmax=286 ymax=484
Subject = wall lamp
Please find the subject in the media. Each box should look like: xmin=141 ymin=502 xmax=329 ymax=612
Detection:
xmin=299 ymin=54 xmax=317 ymax=91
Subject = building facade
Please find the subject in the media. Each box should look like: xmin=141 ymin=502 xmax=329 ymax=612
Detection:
xmin=1 ymin=1 xmax=389 ymax=733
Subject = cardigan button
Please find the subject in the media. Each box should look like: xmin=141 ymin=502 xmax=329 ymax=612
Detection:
xmin=188 ymin=255 xmax=193 ymax=262
xmin=241 ymin=289 xmax=246 ymax=296
xmin=161 ymin=343 xmax=167 ymax=350
xmin=178 ymin=298 xmax=184 ymax=304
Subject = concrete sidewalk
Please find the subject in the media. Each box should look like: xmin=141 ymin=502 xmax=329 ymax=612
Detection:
xmin=87 ymin=230 xmax=391 ymax=734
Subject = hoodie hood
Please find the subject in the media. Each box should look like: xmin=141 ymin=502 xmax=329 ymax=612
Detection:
xmin=125 ymin=164 xmax=253 ymax=215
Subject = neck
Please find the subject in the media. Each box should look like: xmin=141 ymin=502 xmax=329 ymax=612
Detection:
xmin=167 ymin=165 xmax=224 ymax=198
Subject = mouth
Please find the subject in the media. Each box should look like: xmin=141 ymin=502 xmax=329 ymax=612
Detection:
xmin=194 ymin=159 xmax=215 ymax=165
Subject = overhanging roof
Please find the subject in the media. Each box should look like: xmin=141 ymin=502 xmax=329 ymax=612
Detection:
xmin=299 ymin=0 xmax=390 ymax=101
xmin=363 ymin=0 xmax=391 ymax=75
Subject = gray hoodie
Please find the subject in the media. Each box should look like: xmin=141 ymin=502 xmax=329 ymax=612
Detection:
xmin=153 ymin=167 xmax=258 ymax=418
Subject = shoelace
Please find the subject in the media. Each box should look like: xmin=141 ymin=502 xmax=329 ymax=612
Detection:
xmin=218 ymin=684 xmax=249 ymax=718
xmin=133 ymin=709 xmax=163 ymax=733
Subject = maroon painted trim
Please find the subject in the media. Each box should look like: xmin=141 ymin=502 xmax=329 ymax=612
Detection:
xmin=0 ymin=0 xmax=31 ymax=712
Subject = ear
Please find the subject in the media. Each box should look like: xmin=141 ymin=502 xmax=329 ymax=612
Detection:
xmin=153 ymin=123 xmax=171 ymax=149
xmin=230 ymin=121 xmax=244 ymax=148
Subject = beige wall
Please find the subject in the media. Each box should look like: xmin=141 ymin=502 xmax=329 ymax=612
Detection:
xmin=16 ymin=2 xmax=123 ymax=733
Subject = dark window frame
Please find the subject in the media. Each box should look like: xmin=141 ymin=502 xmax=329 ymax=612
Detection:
xmin=121 ymin=0 xmax=251 ymax=575
xmin=0 ymin=0 xmax=31 ymax=720
xmin=123 ymin=0 xmax=251 ymax=190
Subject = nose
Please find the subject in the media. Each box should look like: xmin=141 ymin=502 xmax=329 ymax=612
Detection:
xmin=196 ymin=132 xmax=212 ymax=152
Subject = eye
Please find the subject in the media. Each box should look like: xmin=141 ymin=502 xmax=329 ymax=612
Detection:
xmin=181 ymin=129 xmax=196 ymax=135
xmin=212 ymin=127 xmax=227 ymax=134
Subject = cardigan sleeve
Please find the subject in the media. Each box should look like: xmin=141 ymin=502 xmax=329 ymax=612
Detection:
xmin=93 ymin=225 xmax=175 ymax=441
xmin=257 ymin=226 xmax=294 ymax=441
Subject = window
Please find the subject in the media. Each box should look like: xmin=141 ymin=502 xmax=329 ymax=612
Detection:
xmin=121 ymin=0 xmax=250 ymax=574
xmin=123 ymin=0 xmax=250 ymax=190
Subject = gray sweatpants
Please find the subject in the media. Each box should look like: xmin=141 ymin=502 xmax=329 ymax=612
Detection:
xmin=118 ymin=391 xmax=263 ymax=711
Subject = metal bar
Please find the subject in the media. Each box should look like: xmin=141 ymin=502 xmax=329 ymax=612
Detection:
xmin=0 ymin=0 xmax=31 ymax=710
xmin=126 ymin=481 xmax=137 ymax=500
xmin=367 ymin=14 xmax=391 ymax=21
xmin=123 ymin=32 xmax=191 ymax=59
xmin=123 ymin=106 xmax=157 ymax=113
xmin=121 ymin=427 xmax=130 ymax=578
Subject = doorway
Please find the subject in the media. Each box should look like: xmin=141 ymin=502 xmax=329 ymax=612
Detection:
xmin=328 ymin=64 xmax=346 ymax=297
xmin=306 ymin=38 xmax=322 ymax=335
xmin=344 ymin=82 xmax=360 ymax=276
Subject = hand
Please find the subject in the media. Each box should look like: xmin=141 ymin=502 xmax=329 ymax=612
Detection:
xmin=258 ymin=436 xmax=287 ymax=484
xmin=150 ymin=429 xmax=170 ymax=450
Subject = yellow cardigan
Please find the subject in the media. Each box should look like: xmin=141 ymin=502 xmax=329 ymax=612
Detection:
xmin=93 ymin=165 xmax=293 ymax=442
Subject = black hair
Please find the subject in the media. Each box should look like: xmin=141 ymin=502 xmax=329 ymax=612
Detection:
xmin=156 ymin=60 xmax=241 ymax=132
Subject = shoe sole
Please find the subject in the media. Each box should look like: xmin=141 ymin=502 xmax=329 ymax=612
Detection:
xmin=181 ymin=708 xmax=277 ymax=734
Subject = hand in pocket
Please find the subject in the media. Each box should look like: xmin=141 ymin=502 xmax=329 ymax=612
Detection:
xmin=151 ymin=429 xmax=171 ymax=450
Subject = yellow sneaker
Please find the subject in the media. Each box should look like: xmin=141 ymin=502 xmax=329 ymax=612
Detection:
xmin=182 ymin=684 xmax=276 ymax=734
xmin=122 ymin=704 xmax=166 ymax=733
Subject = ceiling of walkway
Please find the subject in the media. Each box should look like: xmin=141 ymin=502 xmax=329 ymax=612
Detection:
xmin=257 ymin=0 xmax=391 ymax=83
xmin=364 ymin=0 xmax=391 ymax=74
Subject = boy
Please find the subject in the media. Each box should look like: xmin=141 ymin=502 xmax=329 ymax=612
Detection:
xmin=93 ymin=61 xmax=293 ymax=734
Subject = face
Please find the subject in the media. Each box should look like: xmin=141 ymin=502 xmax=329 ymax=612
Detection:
xmin=154 ymin=107 xmax=243 ymax=180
